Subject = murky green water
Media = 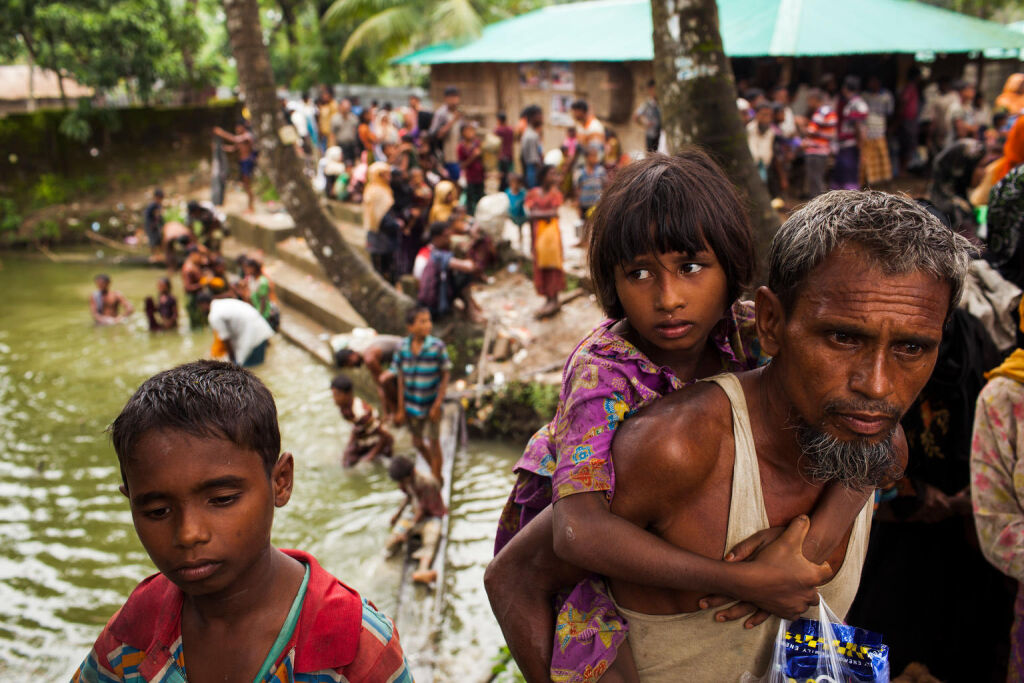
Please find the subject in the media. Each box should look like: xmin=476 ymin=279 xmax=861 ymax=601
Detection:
xmin=0 ymin=255 xmax=522 ymax=680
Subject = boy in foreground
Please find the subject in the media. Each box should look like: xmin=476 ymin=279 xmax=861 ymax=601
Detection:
xmin=393 ymin=307 xmax=451 ymax=483
xmin=330 ymin=373 xmax=395 ymax=467
xmin=72 ymin=360 xmax=410 ymax=682
xmin=387 ymin=455 xmax=447 ymax=584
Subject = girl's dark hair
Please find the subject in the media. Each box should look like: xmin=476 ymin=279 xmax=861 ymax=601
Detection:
xmin=588 ymin=150 xmax=755 ymax=319
xmin=110 ymin=361 xmax=281 ymax=483
xmin=536 ymin=164 xmax=555 ymax=187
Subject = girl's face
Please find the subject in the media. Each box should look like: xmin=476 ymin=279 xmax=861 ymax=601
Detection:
xmin=544 ymin=169 xmax=562 ymax=188
xmin=614 ymin=248 xmax=729 ymax=362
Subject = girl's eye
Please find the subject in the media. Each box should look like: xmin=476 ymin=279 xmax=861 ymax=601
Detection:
xmin=627 ymin=268 xmax=652 ymax=281
xmin=680 ymin=263 xmax=703 ymax=275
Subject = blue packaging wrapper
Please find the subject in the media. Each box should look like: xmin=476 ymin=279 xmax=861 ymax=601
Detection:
xmin=783 ymin=618 xmax=890 ymax=682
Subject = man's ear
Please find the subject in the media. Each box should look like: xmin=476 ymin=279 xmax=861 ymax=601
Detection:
xmin=271 ymin=453 xmax=295 ymax=507
xmin=755 ymin=286 xmax=785 ymax=358
xmin=119 ymin=484 xmax=129 ymax=499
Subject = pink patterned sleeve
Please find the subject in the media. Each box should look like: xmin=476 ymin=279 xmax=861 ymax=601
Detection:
xmin=971 ymin=378 xmax=1024 ymax=582
xmin=551 ymin=353 xmax=642 ymax=502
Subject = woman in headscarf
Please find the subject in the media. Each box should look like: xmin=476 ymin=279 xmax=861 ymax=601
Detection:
xmin=994 ymin=115 xmax=1024 ymax=186
xmin=363 ymin=161 xmax=399 ymax=282
xmin=987 ymin=162 xmax=1024 ymax=289
xmin=428 ymin=180 xmax=458 ymax=224
xmin=971 ymin=295 xmax=1024 ymax=682
xmin=995 ymin=73 xmax=1024 ymax=115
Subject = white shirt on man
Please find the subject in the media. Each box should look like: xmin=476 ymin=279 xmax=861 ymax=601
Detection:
xmin=208 ymin=298 xmax=274 ymax=365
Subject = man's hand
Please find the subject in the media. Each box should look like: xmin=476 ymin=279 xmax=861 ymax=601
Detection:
xmin=702 ymin=516 xmax=831 ymax=626
xmin=394 ymin=411 xmax=405 ymax=426
xmin=429 ymin=403 xmax=442 ymax=422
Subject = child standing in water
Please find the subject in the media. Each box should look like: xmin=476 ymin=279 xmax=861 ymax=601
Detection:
xmin=144 ymin=277 xmax=178 ymax=331
xmin=488 ymin=151 xmax=874 ymax=682
xmin=525 ymin=165 xmax=566 ymax=319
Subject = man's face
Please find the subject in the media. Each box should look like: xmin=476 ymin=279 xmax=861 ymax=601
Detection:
xmin=95 ymin=277 xmax=109 ymax=292
xmin=340 ymin=99 xmax=350 ymax=113
xmin=409 ymin=96 xmax=420 ymax=110
xmin=773 ymin=88 xmax=788 ymax=105
xmin=445 ymin=94 xmax=460 ymax=108
xmin=759 ymin=245 xmax=948 ymax=483
xmin=122 ymin=430 xmax=290 ymax=597
xmin=756 ymin=107 xmax=773 ymax=128
xmin=572 ymin=107 xmax=586 ymax=123
xmin=961 ymin=86 xmax=976 ymax=102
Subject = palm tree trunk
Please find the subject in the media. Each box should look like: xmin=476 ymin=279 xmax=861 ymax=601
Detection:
xmin=651 ymin=0 xmax=779 ymax=275
xmin=222 ymin=0 xmax=414 ymax=335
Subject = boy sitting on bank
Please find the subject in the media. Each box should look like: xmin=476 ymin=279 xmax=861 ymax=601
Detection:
xmin=73 ymin=360 xmax=410 ymax=683
xmin=393 ymin=306 xmax=451 ymax=483
xmin=330 ymin=373 xmax=395 ymax=467
xmin=387 ymin=455 xmax=448 ymax=585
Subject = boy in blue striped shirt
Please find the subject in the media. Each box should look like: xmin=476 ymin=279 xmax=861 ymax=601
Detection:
xmin=393 ymin=307 xmax=451 ymax=482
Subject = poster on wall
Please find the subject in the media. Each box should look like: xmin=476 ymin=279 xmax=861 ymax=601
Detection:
xmin=550 ymin=94 xmax=575 ymax=127
xmin=549 ymin=62 xmax=574 ymax=91
xmin=519 ymin=62 xmax=543 ymax=88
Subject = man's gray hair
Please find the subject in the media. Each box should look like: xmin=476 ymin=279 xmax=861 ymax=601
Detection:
xmin=768 ymin=190 xmax=976 ymax=315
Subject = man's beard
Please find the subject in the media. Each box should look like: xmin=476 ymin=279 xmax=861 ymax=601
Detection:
xmin=794 ymin=401 xmax=904 ymax=489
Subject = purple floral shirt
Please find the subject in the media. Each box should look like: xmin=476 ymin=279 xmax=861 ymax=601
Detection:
xmin=513 ymin=300 xmax=762 ymax=502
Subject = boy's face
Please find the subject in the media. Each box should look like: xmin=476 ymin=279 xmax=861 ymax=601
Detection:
xmin=408 ymin=311 xmax=433 ymax=338
xmin=331 ymin=388 xmax=354 ymax=414
xmin=121 ymin=429 xmax=293 ymax=598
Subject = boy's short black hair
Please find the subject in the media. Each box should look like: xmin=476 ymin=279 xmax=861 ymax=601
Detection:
xmin=154 ymin=188 xmax=164 ymax=198
xmin=647 ymin=79 xmax=656 ymax=88
xmin=587 ymin=150 xmax=755 ymax=319
xmin=95 ymin=273 xmax=111 ymax=283
xmin=330 ymin=373 xmax=353 ymax=392
xmin=571 ymin=99 xmax=588 ymax=112
xmin=406 ymin=305 xmax=431 ymax=326
xmin=428 ymin=221 xmax=449 ymax=240
xmin=196 ymin=291 xmax=213 ymax=305
xmin=444 ymin=86 xmax=459 ymax=97
xmin=388 ymin=455 xmax=415 ymax=481
xmin=110 ymin=360 xmax=281 ymax=483
xmin=334 ymin=348 xmax=360 ymax=367
xmin=497 ymin=112 xmax=507 ymax=122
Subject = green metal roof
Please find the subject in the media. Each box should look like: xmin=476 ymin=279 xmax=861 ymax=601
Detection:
xmin=395 ymin=0 xmax=1024 ymax=64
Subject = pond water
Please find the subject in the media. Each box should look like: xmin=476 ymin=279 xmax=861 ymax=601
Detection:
xmin=0 ymin=255 xmax=522 ymax=680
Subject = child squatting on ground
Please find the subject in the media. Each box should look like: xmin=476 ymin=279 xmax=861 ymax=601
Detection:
xmin=331 ymin=373 xmax=395 ymax=467
xmin=386 ymin=455 xmax=448 ymax=585
xmin=72 ymin=360 xmax=411 ymax=682
xmin=486 ymin=151 xmax=878 ymax=683
xmin=393 ymin=306 xmax=451 ymax=484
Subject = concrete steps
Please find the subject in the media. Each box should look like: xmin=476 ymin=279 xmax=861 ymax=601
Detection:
xmin=262 ymin=257 xmax=367 ymax=333
xmin=275 ymin=305 xmax=334 ymax=367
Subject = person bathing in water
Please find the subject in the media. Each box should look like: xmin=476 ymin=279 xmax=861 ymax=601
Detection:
xmin=90 ymin=274 xmax=133 ymax=325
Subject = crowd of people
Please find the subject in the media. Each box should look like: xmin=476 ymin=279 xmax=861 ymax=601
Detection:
xmin=72 ymin=66 xmax=1024 ymax=682
xmin=275 ymin=83 xmax=639 ymax=319
xmin=95 ymin=187 xmax=282 ymax=367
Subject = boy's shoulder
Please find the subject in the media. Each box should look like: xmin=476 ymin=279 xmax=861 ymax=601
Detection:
xmin=79 ymin=550 xmax=409 ymax=681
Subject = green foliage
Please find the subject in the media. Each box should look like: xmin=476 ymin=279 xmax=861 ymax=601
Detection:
xmin=0 ymin=199 xmax=23 ymax=234
xmin=474 ymin=380 xmax=559 ymax=440
xmin=322 ymin=0 xmax=550 ymax=63
xmin=32 ymin=174 xmax=70 ymax=207
xmin=34 ymin=219 xmax=62 ymax=241
xmin=0 ymin=0 xmax=218 ymax=108
xmin=489 ymin=646 xmax=527 ymax=683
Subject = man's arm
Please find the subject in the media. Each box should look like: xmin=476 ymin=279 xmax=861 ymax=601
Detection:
xmin=390 ymin=491 xmax=411 ymax=527
xmin=212 ymin=126 xmax=243 ymax=144
xmin=89 ymin=295 xmax=105 ymax=323
xmin=116 ymin=292 xmax=134 ymax=317
xmin=485 ymin=506 xmax=588 ymax=683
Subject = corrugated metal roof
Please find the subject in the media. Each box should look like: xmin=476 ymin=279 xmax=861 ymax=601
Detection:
xmin=396 ymin=0 xmax=1024 ymax=64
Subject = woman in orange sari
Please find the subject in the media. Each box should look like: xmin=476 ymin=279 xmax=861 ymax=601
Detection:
xmin=525 ymin=164 xmax=565 ymax=318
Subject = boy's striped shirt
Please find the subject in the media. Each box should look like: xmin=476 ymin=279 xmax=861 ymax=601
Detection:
xmin=393 ymin=335 xmax=452 ymax=417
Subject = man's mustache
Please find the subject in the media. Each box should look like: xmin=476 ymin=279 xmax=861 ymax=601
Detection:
xmin=823 ymin=399 xmax=902 ymax=422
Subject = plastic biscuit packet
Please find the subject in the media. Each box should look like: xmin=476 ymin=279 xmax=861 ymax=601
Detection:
xmin=742 ymin=594 xmax=890 ymax=683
